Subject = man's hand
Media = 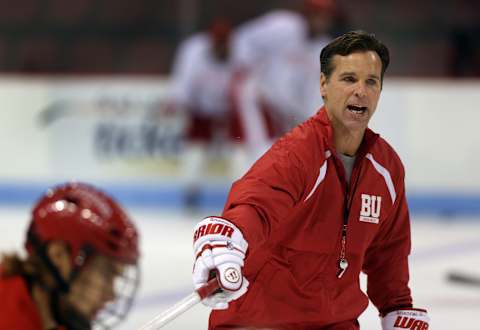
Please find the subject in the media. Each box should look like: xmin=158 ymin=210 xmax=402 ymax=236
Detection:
xmin=382 ymin=308 xmax=430 ymax=330
xmin=193 ymin=216 xmax=249 ymax=309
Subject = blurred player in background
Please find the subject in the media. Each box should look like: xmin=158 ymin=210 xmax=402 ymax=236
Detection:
xmin=232 ymin=0 xmax=339 ymax=144
xmin=0 ymin=182 xmax=140 ymax=330
xmin=170 ymin=2 xmax=343 ymax=212
xmin=192 ymin=31 xmax=430 ymax=329
xmin=168 ymin=18 xmax=248 ymax=211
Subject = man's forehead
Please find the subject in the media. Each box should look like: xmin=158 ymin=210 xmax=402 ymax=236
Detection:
xmin=330 ymin=51 xmax=382 ymax=73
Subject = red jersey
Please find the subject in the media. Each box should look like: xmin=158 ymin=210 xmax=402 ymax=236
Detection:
xmin=0 ymin=275 xmax=43 ymax=330
xmin=211 ymin=109 xmax=413 ymax=329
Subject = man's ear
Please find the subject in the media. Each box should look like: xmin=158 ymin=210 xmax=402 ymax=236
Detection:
xmin=46 ymin=241 xmax=72 ymax=281
xmin=320 ymin=72 xmax=328 ymax=99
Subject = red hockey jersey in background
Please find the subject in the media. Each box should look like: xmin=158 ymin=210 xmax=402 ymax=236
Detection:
xmin=211 ymin=108 xmax=413 ymax=329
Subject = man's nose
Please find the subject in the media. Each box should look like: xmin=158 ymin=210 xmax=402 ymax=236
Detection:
xmin=354 ymin=82 xmax=367 ymax=98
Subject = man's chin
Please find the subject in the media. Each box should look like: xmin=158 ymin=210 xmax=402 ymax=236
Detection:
xmin=343 ymin=120 xmax=369 ymax=133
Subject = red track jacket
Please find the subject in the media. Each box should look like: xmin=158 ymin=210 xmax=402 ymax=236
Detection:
xmin=210 ymin=109 xmax=413 ymax=329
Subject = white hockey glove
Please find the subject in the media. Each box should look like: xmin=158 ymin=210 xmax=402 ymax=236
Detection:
xmin=193 ymin=216 xmax=249 ymax=310
xmin=381 ymin=308 xmax=430 ymax=330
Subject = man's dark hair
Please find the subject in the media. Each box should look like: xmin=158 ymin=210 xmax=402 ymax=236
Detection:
xmin=320 ymin=30 xmax=390 ymax=83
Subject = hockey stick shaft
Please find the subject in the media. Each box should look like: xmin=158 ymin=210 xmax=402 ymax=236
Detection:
xmin=138 ymin=278 xmax=220 ymax=330
xmin=447 ymin=271 xmax=480 ymax=287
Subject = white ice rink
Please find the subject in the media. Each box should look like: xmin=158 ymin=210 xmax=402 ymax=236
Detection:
xmin=1 ymin=206 xmax=479 ymax=330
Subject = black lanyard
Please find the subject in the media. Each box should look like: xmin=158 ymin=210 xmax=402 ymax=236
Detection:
xmin=336 ymin=159 xmax=362 ymax=279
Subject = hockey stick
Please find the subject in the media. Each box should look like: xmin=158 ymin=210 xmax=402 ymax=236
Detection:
xmin=137 ymin=278 xmax=220 ymax=330
xmin=446 ymin=271 xmax=480 ymax=287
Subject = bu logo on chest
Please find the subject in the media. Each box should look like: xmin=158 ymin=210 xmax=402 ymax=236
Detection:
xmin=359 ymin=193 xmax=382 ymax=224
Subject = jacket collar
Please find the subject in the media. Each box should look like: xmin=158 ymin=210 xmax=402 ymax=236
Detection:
xmin=315 ymin=107 xmax=379 ymax=159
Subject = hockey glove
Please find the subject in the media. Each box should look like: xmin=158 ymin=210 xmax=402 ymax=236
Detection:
xmin=193 ymin=216 xmax=249 ymax=309
xmin=381 ymin=308 xmax=430 ymax=330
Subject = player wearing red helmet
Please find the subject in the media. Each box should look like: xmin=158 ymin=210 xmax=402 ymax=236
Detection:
xmin=302 ymin=0 xmax=336 ymax=40
xmin=0 ymin=182 xmax=140 ymax=330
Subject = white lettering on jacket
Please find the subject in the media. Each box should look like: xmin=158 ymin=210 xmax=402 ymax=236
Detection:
xmin=359 ymin=193 xmax=382 ymax=224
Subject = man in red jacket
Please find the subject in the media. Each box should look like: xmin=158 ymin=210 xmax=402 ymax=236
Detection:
xmin=0 ymin=182 xmax=140 ymax=330
xmin=192 ymin=30 xmax=430 ymax=329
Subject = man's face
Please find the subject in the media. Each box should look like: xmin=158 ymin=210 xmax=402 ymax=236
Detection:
xmin=320 ymin=51 xmax=383 ymax=133
xmin=66 ymin=255 xmax=125 ymax=320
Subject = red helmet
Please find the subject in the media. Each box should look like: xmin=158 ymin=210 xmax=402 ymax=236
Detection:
xmin=26 ymin=182 xmax=139 ymax=268
xmin=303 ymin=0 xmax=336 ymax=14
xmin=208 ymin=18 xmax=232 ymax=44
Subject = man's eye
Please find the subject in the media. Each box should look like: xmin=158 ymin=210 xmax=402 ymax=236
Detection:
xmin=367 ymin=79 xmax=378 ymax=86
xmin=343 ymin=76 xmax=355 ymax=82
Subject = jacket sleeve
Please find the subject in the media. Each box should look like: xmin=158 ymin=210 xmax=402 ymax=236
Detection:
xmin=222 ymin=133 xmax=314 ymax=253
xmin=362 ymin=169 xmax=413 ymax=315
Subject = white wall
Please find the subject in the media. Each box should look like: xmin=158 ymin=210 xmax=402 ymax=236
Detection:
xmin=0 ymin=76 xmax=478 ymax=192
xmin=371 ymin=79 xmax=480 ymax=191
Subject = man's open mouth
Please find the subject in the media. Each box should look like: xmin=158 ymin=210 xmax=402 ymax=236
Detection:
xmin=347 ymin=105 xmax=367 ymax=114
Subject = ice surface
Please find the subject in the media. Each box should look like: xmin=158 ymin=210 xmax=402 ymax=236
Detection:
xmin=1 ymin=208 xmax=478 ymax=330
